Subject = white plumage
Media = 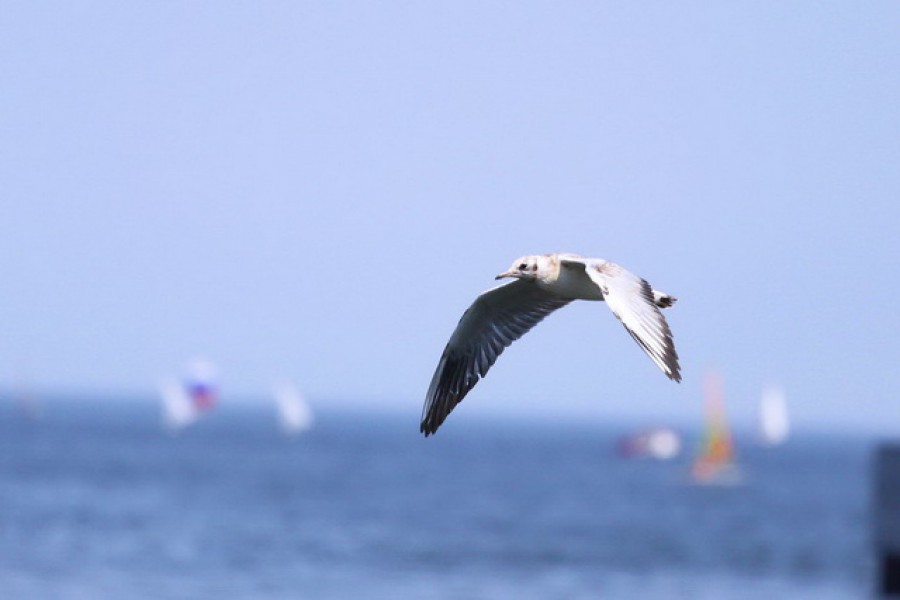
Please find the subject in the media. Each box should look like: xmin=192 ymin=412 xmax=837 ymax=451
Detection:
xmin=421 ymin=253 xmax=680 ymax=436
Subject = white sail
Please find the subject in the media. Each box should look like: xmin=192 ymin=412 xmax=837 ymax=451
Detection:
xmin=759 ymin=385 xmax=789 ymax=446
xmin=159 ymin=378 xmax=200 ymax=431
xmin=273 ymin=381 xmax=314 ymax=435
xmin=617 ymin=427 xmax=681 ymax=460
xmin=645 ymin=428 xmax=681 ymax=460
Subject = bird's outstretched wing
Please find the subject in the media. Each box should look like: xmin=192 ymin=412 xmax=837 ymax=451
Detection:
xmin=421 ymin=280 xmax=571 ymax=436
xmin=563 ymin=258 xmax=681 ymax=382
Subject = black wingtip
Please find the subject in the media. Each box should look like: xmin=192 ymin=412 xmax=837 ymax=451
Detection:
xmin=421 ymin=414 xmax=450 ymax=436
xmin=664 ymin=357 xmax=682 ymax=383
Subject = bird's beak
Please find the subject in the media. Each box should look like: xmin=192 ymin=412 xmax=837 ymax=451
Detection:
xmin=495 ymin=271 xmax=514 ymax=280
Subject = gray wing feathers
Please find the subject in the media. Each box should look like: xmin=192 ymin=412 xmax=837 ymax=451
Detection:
xmin=584 ymin=262 xmax=681 ymax=383
xmin=420 ymin=280 xmax=571 ymax=436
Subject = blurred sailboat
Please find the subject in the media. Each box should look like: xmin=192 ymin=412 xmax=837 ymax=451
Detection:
xmin=160 ymin=357 xmax=219 ymax=432
xmin=15 ymin=392 xmax=43 ymax=421
xmin=617 ymin=427 xmax=682 ymax=460
xmin=12 ymin=373 xmax=43 ymax=421
xmin=273 ymin=380 xmax=313 ymax=436
xmin=758 ymin=385 xmax=789 ymax=446
xmin=691 ymin=372 xmax=742 ymax=485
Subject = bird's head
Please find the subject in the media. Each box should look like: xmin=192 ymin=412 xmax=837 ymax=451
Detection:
xmin=496 ymin=255 xmax=541 ymax=281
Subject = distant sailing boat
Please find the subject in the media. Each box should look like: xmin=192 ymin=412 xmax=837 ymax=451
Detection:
xmin=691 ymin=372 xmax=741 ymax=484
xmin=758 ymin=385 xmax=789 ymax=446
xmin=15 ymin=392 xmax=43 ymax=421
xmin=12 ymin=373 xmax=42 ymax=421
xmin=273 ymin=380 xmax=314 ymax=436
xmin=617 ymin=427 xmax=682 ymax=460
xmin=160 ymin=357 xmax=219 ymax=432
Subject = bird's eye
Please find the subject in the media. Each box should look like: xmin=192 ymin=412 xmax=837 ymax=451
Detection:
xmin=518 ymin=263 xmax=527 ymax=270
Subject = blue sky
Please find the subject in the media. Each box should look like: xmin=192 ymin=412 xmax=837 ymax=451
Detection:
xmin=1 ymin=3 xmax=899 ymax=433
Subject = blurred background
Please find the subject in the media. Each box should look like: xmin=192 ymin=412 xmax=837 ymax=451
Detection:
xmin=1 ymin=2 xmax=899 ymax=598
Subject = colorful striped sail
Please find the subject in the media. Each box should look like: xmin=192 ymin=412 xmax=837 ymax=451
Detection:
xmin=691 ymin=371 xmax=736 ymax=483
xmin=160 ymin=357 xmax=219 ymax=432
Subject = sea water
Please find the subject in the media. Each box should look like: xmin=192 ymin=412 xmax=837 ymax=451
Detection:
xmin=0 ymin=400 xmax=874 ymax=599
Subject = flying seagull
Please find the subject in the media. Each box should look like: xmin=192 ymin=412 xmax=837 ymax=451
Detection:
xmin=421 ymin=253 xmax=680 ymax=436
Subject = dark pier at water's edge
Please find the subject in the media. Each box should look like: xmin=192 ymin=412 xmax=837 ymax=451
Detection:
xmin=875 ymin=445 xmax=900 ymax=596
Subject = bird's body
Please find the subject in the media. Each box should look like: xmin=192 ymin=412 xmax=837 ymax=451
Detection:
xmin=533 ymin=253 xmax=606 ymax=300
xmin=421 ymin=253 xmax=680 ymax=436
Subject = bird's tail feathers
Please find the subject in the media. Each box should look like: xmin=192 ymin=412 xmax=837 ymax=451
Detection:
xmin=653 ymin=291 xmax=677 ymax=309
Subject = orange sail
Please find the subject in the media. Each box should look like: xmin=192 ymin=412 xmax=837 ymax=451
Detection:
xmin=691 ymin=372 xmax=736 ymax=482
